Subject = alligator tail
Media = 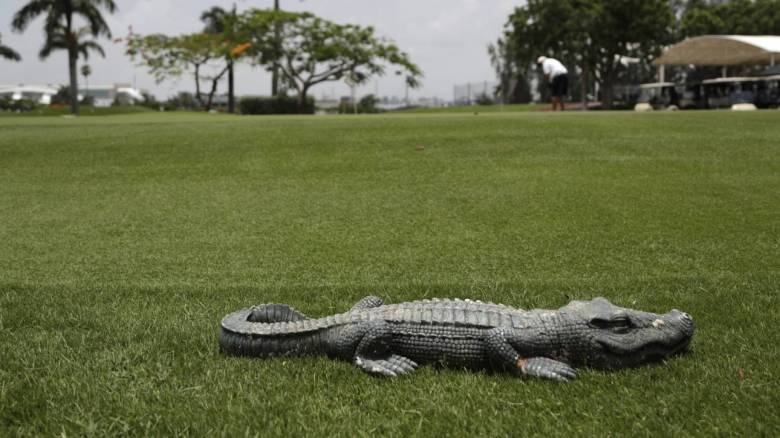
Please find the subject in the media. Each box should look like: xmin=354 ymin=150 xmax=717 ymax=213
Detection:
xmin=247 ymin=304 xmax=309 ymax=323
xmin=219 ymin=304 xmax=333 ymax=358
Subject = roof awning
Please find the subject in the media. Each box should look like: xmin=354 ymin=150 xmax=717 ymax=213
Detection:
xmin=653 ymin=35 xmax=780 ymax=66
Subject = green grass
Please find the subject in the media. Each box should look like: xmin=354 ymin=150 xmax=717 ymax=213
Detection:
xmin=0 ymin=111 xmax=777 ymax=436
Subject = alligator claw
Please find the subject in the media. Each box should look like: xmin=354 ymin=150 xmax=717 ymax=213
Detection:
xmin=519 ymin=357 xmax=578 ymax=381
xmin=355 ymin=354 xmax=418 ymax=377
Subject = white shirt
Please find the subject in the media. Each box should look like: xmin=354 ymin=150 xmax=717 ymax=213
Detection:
xmin=542 ymin=58 xmax=568 ymax=78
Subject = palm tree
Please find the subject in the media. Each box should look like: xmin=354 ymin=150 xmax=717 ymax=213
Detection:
xmin=80 ymin=63 xmax=92 ymax=105
xmin=0 ymin=33 xmax=22 ymax=62
xmin=41 ymin=25 xmax=105 ymax=106
xmin=12 ymin=0 xmax=117 ymax=116
xmin=201 ymin=5 xmax=236 ymax=113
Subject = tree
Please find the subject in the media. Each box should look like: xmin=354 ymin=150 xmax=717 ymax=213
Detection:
xmin=495 ymin=0 xmax=674 ymax=108
xmin=80 ymin=63 xmax=91 ymax=100
xmin=587 ymin=0 xmax=675 ymax=107
xmin=240 ymin=10 xmax=422 ymax=111
xmin=126 ymin=32 xmax=251 ymax=112
xmin=0 ymin=33 xmax=22 ymax=62
xmin=488 ymin=37 xmax=532 ymax=103
xmin=201 ymin=5 xmax=238 ymax=113
xmin=12 ymin=0 xmax=117 ymax=116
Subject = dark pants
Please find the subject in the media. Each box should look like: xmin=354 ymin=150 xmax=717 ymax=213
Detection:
xmin=551 ymin=74 xmax=569 ymax=97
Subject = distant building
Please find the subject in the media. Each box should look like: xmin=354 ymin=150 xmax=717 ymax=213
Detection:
xmin=0 ymin=83 xmax=144 ymax=107
xmin=0 ymin=84 xmax=59 ymax=105
xmin=80 ymin=84 xmax=144 ymax=107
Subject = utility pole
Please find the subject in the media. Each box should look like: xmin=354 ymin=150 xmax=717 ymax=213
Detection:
xmin=271 ymin=0 xmax=280 ymax=96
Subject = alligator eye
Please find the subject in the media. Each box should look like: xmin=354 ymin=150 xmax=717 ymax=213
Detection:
xmin=609 ymin=317 xmax=632 ymax=333
xmin=590 ymin=317 xmax=631 ymax=333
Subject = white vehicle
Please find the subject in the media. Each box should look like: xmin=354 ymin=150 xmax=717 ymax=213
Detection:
xmin=701 ymin=77 xmax=759 ymax=110
xmin=634 ymin=82 xmax=680 ymax=111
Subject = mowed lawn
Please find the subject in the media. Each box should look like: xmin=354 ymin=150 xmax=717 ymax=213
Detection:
xmin=0 ymin=111 xmax=777 ymax=436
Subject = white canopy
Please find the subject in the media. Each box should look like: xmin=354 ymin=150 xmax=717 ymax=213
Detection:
xmin=654 ymin=35 xmax=780 ymax=66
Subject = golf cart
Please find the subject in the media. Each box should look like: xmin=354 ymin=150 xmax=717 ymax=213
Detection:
xmin=701 ymin=77 xmax=759 ymax=110
xmin=755 ymin=75 xmax=780 ymax=108
xmin=634 ymin=82 xmax=681 ymax=111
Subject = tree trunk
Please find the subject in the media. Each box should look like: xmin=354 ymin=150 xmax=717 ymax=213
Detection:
xmin=68 ymin=48 xmax=79 ymax=116
xmin=66 ymin=13 xmax=79 ymax=116
xmin=601 ymin=67 xmax=615 ymax=109
xmin=581 ymin=63 xmax=589 ymax=111
xmin=194 ymin=65 xmax=203 ymax=109
xmin=227 ymin=59 xmax=235 ymax=113
xmin=205 ymin=66 xmax=231 ymax=112
xmin=206 ymin=76 xmax=218 ymax=111
xmin=298 ymin=85 xmax=309 ymax=114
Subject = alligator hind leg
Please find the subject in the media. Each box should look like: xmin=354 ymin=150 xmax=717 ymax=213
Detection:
xmin=349 ymin=295 xmax=384 ymax=312
xmin=343 ymin=320 xmax=417 ymax=377
xmin=484 ymin=328 xmax=577 ymax=381
xmin=248 ymin=304 xmax=309 ymax=323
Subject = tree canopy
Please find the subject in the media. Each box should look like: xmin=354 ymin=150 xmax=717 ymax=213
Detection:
xmin=39 ymin=25 xmax=105 ymax=60
xmin=237 ymin=10 xmax=422 ymax=110
xmin=680 ymin=0 xmax=780 ymax=37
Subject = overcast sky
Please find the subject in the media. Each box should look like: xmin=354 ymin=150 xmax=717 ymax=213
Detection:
xmin=0 ymin=0 xmax=520 ymax=101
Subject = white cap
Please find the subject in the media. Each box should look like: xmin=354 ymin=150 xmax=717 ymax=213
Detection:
xmin=537 ymin=56 xmax=547 ymax=64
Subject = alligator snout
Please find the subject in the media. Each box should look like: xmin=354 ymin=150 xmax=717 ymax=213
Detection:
xmin=663 ymin=309 xmax=695 ymax=351
xmin=668 ymin=309 xmax=695 ymax=331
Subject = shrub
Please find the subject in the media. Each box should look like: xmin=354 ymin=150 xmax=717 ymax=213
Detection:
xmin=161 ymin=92 xmax=198 ymax=111
xmin=476 ymin=92 xmax=495 ymax=106
xmin=338 ymin=94 xmax=383 ymax=114
xmin=0 ymin=96 xmax=38 ymax=112
xmin=239 ymin=95 xmax=315 ymax=115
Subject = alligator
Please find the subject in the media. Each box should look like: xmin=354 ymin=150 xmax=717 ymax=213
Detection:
xmin=219 ymin=296 xmax=694 ymax=381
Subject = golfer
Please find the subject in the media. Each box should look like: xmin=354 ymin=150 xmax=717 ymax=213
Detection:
xmin=537 ymin=56 xmax=568 ymax=111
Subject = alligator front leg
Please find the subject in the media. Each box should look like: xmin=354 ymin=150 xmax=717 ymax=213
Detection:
xmin=337 ymin=320 xmax=418 ymax=377
xmin=484 ymin=328 xmax=577 ymax=381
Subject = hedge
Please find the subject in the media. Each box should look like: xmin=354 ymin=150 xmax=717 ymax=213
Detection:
xmin=239 ymin=95 xmax=315 ymax=115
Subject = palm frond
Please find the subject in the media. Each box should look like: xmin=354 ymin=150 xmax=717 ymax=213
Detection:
xmin=201 ymin=6 xmax=229 ymax=34
xmin=78 ymin=4 xmax=112 ymax=37
xmin=0 ymin=45 xmax=22 ymax=61
xmin=89 ymin=0 xmax=117 ymax=13
xmin=11 ymin=0 xmax=57 ymax=32
xmin=78 ymin=40 xmax=105 ymax=60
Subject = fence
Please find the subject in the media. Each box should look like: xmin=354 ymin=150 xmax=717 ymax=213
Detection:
xmin=453 ymin=81 xmax=498 ymax=105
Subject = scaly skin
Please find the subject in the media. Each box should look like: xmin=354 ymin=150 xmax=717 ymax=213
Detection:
xmin=219 ymin=296 xmax=694 ymax=380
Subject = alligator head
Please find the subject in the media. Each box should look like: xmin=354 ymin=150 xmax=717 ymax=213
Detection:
xmin=556 ymin=297 xmax=695 ymax=369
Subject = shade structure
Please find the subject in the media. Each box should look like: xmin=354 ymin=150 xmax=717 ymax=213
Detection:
xmin=653 ymin=35 xmax=780 ymax=66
